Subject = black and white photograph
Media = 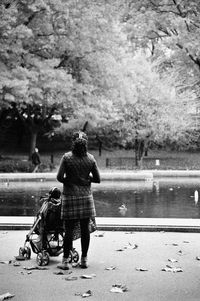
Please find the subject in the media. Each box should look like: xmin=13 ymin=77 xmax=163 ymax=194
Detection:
xmin=1 ymin=0 xmax=200 ymax=300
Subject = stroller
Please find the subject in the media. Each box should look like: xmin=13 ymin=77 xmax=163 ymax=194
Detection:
xmin=17 ymin=187 xmax=79 ymax=266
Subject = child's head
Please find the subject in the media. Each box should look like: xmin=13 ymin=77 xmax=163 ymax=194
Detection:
xmin=49 ymin=187 xmax=61 ymax=199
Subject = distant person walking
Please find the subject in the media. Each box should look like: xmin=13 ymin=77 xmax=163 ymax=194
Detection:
xmin=31 ymin=147 xmax=41 ymax=173
xmin=56 ymin=131 xmax=101 ymax=270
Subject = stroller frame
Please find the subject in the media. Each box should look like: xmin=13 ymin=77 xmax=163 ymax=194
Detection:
xmin=17 ymin=188 xmax=79 ymax=266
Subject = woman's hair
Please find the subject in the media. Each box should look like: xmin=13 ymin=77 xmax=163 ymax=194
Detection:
xmin=71 ymin=131 xmax=88 ymax=157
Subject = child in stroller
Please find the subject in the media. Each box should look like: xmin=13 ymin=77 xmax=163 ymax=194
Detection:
xmin=16 ymin=187 xmax=79 ymax=266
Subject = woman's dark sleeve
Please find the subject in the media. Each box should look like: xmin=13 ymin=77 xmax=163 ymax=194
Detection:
xmin=56 ymin=156 xmax=66 ymax=184
xmin=90 ymin=160 xmax=101 ymax=183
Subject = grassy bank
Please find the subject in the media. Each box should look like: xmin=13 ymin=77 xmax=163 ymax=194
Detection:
xmin=1 ymin=149 xmax=200 ymax=171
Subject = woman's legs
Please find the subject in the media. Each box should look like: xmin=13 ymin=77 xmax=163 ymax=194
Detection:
xmin=63 ymin=220 xmax=75 ymax=259
xmin=80 ymin=218 xmax=90 ymax=268
xmin=58 ymin=218 xmax=91 ymax=269
xmin=57 ymin=220 xmax=75 ymax=269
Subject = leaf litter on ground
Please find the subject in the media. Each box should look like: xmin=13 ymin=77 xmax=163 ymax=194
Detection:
xmin=23 ymin=266 xmax=49 ymax=270
xmin=168 ymin=258 xmax=178 ymax=263
xmin=94 ymin=232 xmax=105 ymax=237
xmin=0 ymin=260 xmax=12 ymax=264
xmin=105 ymin=266 xmax=116 ymax=270
xmin=110 ymin=284 xmax=128 ymax=293
xmin=116 ymin=248 xmax=125 ymax=252
xmin=162 ymin=265 xmax=183 ymax=273
xmin=135 ymin=267 xmax=148 ymax=272
xmin=53 ymin=270 xmax=65 ymax=275
xmin=80 ymin=274 xmax=96 ymax=279
xmin=0 ymin=293 xmax=15 ymax=301
xmin=75 ymin=290 xmax=92 ymax=298
xmin=124 ymin=242 xmax=138 ymax=250
xmin=116 ymin=242 xmax=138 ymax=251
xmin=19 ymin=271 xmax=32 ymax=275
xmin=65 ymin=276 xmax=78 ymax=281
xmin=177 ymin=250 xmax=188 ymax=256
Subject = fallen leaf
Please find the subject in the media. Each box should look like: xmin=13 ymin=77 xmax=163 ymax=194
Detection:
xmin=65 ymin=276 xmax=78 ymax=281
xmin=124 ymin=243 xmax=138 ymax=250
xmin=110 ymin=284 xmax=128 ymax=293
xmin=105 ymin=266 xmax=116 ymax=270
xmin=162 ymin=266 xmax=183 ymax=273
xmin=95 ymin=233 xmax=105 ymax=237
xmin=110 ymin=287 xmax=124 ymax=294
xmin=75 ymin=293 xmax=82 ymax=296
xmin=80 ymin=274 xmax=96 ymax=279
xmin=168 ymin=258 xmax=178 ymax=263
xmin=19 ymin=271 xmax=32 ymax=275
xmin=82 ymin=290 xmax=92 ymax=298
xmin=177 ymin=250 xmax=188 ymax=256
xmin=0 ymin=292 xmax=15 ymax=301
xmin=0 ymin=260 xmax=12 ymax=264
xmin=23 ymin=266 xmax=48 ymax=270
xmin=53 ymin=271 xmax=64 ymax=275
xmin=12 ymin=261 xmax=21 ymax=267
xmin=135 ymin=267 xmax=148 ymax=272
xmin=15 ymin=255 xmax=26 ymax=261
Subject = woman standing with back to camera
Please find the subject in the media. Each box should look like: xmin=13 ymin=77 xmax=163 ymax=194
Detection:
xmin=56 ymin=131 xmax=101 ymax=270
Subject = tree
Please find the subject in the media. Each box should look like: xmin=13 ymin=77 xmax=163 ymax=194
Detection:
xmin=120 ymin=0 xmax=200 ymax=98
xmin=0 ymin=0 xmax=123 ymax=156
xmin=113 ymin=53 xmax=195 ymax=167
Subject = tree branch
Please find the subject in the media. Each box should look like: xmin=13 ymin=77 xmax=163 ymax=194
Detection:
xmin=176 ymin=43 xmax=200 ymax=69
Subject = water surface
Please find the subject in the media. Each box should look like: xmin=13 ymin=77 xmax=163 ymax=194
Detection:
xmin=0 ymin=178 xmax=200 ymax=218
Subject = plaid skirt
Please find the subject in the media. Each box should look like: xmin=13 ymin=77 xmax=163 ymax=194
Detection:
xmin=61 ymin=194 xmax=96 ymax=220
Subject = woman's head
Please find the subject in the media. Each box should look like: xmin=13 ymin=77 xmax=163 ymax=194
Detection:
xmin=71 ymin=131 xmax=88 ymax=157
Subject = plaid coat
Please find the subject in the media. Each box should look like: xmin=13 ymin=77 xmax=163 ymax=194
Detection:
xmin=57 ymin=151 xmax=100 ymax=220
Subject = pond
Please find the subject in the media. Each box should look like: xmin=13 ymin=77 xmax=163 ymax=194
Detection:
xmin=0 ymin=178 xmax=200 ymax=218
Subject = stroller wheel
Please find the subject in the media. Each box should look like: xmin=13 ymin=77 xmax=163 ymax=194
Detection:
xmin=72 ymin=249 xmax=79 ymax=263
xmin=36 ymin=251 xmax=50 ymax=266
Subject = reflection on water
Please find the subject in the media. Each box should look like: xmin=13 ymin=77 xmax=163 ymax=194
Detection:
xmin=1 ymin=178 xmax=200 ymax=218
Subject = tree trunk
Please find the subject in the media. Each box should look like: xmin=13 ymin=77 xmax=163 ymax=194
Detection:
xmin=29 ymin=131 xmax=38 ymax=160
xmin=135 ymin=138 xmax=145 ymax=169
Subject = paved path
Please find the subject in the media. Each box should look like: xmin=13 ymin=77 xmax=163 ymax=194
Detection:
xmin=1 ymin=231 xmax=200 ymax=300
xmin=1 ymin=217 xmax=200 ymax=232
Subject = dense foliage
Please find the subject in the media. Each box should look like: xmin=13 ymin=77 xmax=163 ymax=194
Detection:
xmin=0 ymin=0 xmax=199 ymax=162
